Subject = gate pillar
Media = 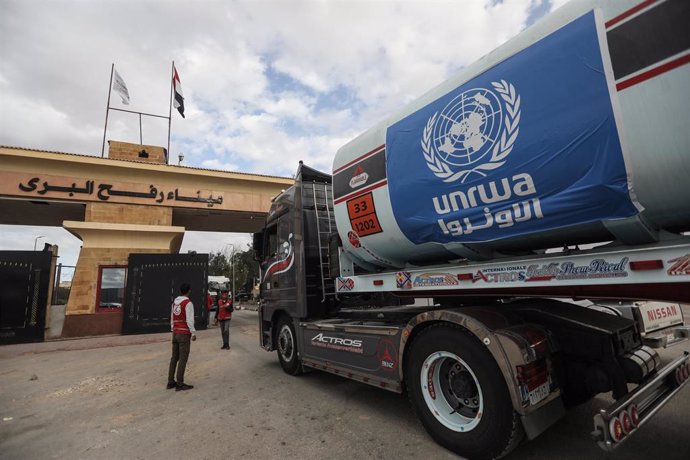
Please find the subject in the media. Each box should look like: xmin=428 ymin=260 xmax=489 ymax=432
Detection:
xmin=61 ymin=202 xmax=185 ymax=337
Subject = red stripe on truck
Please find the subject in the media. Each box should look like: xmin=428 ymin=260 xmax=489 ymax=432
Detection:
xmin=616 ymin=53 xmax=690 ymax=91
xmin=333 ymin=144 xmax=385 ymax=175
xmin=334 ymin=179 xmax=388 ymax=205
xmin=605 ymin=0 xmax=660 ymax=28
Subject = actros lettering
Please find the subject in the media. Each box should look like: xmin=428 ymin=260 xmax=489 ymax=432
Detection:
xmin=311 ymin=333 xmax=363 ymax=348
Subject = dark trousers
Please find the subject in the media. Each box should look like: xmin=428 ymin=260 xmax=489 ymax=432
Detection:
xmin=168 ymin=333 xmax=191 ymax=384
xmin=219 ymin=319 xmax=230 ymax=346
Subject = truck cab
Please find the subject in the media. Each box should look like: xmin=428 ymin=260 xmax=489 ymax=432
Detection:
xmin=253 ymin=163 xmax=337 ymax=349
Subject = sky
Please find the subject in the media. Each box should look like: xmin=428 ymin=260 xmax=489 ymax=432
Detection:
xmin=0 ymin=0 xmax=570 ymax=279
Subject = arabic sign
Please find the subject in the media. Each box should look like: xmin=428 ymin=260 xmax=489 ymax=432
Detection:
xmin=385 ymin=11 xmax=639 ymax=245
xmin=2 ymin=173 xmax=226 ymax=209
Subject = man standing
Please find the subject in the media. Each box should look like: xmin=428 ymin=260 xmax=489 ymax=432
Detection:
xmin=167 ymin=283 xmax=196 ymax=391
xmin=217 ymin=290 xmax=233 ymax=350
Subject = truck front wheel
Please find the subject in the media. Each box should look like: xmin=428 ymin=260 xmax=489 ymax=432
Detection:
xmin=276 ymin=316 xmax=302 ymax=375
xmin=406 ymin=324 xmax=523 ymax=459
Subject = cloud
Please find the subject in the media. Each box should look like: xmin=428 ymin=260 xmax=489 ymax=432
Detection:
xmin=1 ymin=0 xmax=541 ymax=172
xmin=0 ymin=0 xmax=551 ymax=255
xmin=200 ymin=158 xmax=240 ymax=171
xmin=0 ymin=90 xmax=102 ymax=155
xmin=549 ymin=0 xmax=573 ymax=12
xmin=180 ymin=231 xmax=252 ymax=257
xmin=0 ymin=226 xmax=83 ymax=267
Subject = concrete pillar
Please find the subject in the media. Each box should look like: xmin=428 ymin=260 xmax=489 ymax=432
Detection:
xmin=61 ymin=202 xmax=184 ymax=337
xmin=43 ymin=244 xmax=59 ymax=340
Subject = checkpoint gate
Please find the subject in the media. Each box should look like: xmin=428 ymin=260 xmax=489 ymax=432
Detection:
xmin=122 ymin=253 xmax=208 ymax=335
xmin=0 ymin=251 xmax=52 ymax=345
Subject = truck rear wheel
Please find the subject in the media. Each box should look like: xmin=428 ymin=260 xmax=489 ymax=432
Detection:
xmin=276 ymin=316 xmax=302 ymax=375
xmin=406 ymin=324 xmax=523 ymax=459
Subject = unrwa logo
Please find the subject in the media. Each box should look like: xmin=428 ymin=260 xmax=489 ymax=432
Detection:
xmin=422 ymin=80 xmax=521 ymax=183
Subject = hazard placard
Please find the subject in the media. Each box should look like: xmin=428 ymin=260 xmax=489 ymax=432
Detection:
xmin=346 ymin=192 xmax=382 ymax=237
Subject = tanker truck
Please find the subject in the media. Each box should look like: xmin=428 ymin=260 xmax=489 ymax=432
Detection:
xmin=253 ymin=0 xmax=690 ymax=457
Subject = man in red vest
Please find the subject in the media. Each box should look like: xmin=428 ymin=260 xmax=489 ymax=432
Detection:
xmin=217 ymin=290 xmax=233 ymax=349
xmin=167 ymin=283 xmax=196 ymax=391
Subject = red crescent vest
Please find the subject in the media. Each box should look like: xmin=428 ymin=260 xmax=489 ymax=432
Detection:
xmin=172 ymin=298 xmax=192 ymax=334
xmin=217 ymin=298 xmax=233 ymax=321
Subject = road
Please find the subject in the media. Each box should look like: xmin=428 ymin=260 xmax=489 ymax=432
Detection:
xmin=1 ymin=309 xmax=689 ymax=460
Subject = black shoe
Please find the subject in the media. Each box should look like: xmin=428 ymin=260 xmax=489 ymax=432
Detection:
xmin=226 ymin=345 xmax=231 ymax=350
xmin=176 ymin=383 xmax=194 ymax=391
xmin=166 ymin=381 xmax=176 ymax=389
xmin=221 ymin=345 xmax=226 ymax=349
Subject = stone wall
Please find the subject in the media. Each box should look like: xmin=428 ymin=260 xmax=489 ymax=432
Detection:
xmin=61 ymin=247 xmax=167 ymax=337
xmin=62 ymin=201 xmax=183 ymax=337
xmin=85 ymin=202 xmax=172 ymax=226
xmin=107 ymin=140 xmax=167 ymax=164
xmin=65 ymin=247 xmax=168 ymax=315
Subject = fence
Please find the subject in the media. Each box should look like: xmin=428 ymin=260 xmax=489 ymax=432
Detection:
xmin=52 ymin=263 xmax=76 ymax=305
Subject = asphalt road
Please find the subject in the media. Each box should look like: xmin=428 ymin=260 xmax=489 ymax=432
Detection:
xmin=1 ymin=308 xmax=689 ymax=460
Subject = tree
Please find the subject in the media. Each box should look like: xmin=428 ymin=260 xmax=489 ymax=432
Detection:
xmin=209 ymin=252 xmax=231 ymax=277
xmin=236 ymin=247 xmax=260 ymax=292
xmin=211 ymin=243 xmax=260 ymax=296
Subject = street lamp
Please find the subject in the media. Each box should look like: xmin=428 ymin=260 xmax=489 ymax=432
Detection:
xmin=222 ymin=243 xmax=237 ymax=301
xmin=33 ymin=235 xmax=45 ymax=251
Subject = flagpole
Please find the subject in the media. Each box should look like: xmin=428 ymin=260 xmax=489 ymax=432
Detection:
xmin=167 ymin=60 xmax=174 ymax=164
xmin=101 ymin=63 xmax=115 ymax=157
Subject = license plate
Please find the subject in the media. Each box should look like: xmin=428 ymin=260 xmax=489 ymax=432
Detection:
xmin=528 ymin=382 xmax=550 ymax=406
xmin=637 ymin=301 xmax=684 ymax=333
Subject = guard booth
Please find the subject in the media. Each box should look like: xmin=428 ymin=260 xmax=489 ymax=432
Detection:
xmin=122 ymin=253 xmax=209 ymax=334
xmin=0 ymin=250 xmax=55 ymax=345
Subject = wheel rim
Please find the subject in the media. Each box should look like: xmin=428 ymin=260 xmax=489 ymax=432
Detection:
xmin=278 ymin=324 xmax=294 ymax=362
xmin=420 ymin=351 xmax=483 ymax=432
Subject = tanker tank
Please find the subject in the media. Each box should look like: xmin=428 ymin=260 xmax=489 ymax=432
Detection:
xmin=331 ymin=0 xmax=690 ymax=269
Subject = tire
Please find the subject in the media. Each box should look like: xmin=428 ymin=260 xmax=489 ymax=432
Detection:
xmin=406 ymin=324 xmax=524 ymax=460
xmin=275 ymin=315 xmax=302 ymax=375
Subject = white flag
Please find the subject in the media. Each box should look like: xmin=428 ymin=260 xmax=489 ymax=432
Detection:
xmin=112 ymin=67 xmax=130 ymax=105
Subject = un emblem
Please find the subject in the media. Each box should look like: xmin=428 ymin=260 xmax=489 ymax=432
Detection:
xmin=422 ymin=80 xmax=521 ymax=183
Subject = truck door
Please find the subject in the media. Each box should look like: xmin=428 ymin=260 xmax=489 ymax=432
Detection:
xmin=261 ymin=213 xmax=299 ymax=317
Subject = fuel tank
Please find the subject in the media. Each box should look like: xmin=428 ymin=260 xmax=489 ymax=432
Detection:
xmin=332 ymin=0 xmax=690 ymax=269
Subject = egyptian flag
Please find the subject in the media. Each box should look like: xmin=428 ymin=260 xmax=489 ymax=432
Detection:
xmin=172 ymin=65 xmax=185 ymax=118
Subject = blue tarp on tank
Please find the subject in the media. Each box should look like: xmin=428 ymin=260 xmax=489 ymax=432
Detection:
xmin=385 ymin=10 xmax=639 ymax=245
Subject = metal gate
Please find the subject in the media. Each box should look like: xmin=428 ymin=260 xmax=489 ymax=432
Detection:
xmin=122 ymin=253 xmax=209 ymax=335
xmin=0 ymin=251 xmax=52 ymax=345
